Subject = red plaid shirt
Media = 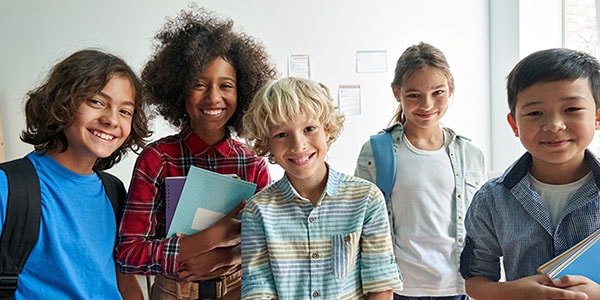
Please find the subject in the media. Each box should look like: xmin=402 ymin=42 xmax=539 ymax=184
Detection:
xmin=115 ymin=124 xmax=270 ymax=275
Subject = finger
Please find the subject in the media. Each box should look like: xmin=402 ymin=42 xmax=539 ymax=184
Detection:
xmin=227 ymin=199 xmax=246 ymax=217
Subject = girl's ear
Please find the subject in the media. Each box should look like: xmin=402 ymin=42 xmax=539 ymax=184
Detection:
xmin=507 ymin=113 xmax=519 ymax=137
xmin=392 ymin=86 xmax=401 ymax=103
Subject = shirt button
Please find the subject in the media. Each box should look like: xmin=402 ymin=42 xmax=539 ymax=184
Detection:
xmin=309 ymin=217 xmax=315 ymax=223
xmin=313 ymin=291 xmax=320 ymax=298
xmin=457 ymin=194 xmax=462 ymax=199
xmin=312 ymin=252 xmax=319 ymax=259
xmin=345 ymin=234 xmax=352 ymax=242
xmin=458 ymin=237 xmax=464 ymax=243
xmin=458 ymin=215 xmax=463 ymax=220
xmin=455 ymin=173 xmax=459 ymax=177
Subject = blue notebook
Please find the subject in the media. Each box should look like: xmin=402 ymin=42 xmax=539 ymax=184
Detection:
xmin=538 ymin=227 xmax=600 ymax=283
xmin=166 ymin=166 xmax=257 ymax=237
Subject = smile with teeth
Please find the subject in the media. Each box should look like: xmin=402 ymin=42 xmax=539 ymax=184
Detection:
xmin=203 ymin=109 xmax=225 ymax=116
xmin=92 ymin=130 xmax=115 ymax=141
xmin=289 ymin=153 xmax=314 ymax=164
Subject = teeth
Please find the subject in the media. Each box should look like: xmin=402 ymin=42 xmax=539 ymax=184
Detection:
xmin=292 ymin=156 xmax=310 ymax=163
xmin=203 ymin=109 xmax=224 ymax=116
xmin=93 ymin=130 xmax=114 ymax=141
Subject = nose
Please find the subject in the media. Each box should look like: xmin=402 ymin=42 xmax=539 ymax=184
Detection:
xmin=542 ymin=114 xmax=566 ymax=132
xmin=205 ymin=86 xmax=221 ymax=103
xmin=100 ymin=108 xmax=119 ymax=127
xmin=290 ymin=133 xmax=307 ymax=152
xmin=420 ymin=94 xmax=434 ymax=109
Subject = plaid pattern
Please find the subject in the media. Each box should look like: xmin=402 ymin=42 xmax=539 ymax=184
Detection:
xmin=116 ymin=124 xmax=270 ymax=275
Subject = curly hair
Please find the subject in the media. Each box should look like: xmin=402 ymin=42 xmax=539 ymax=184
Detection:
xmin=142 ymin=4 xmax=277 ymax=134
xmin=20 ymin=49 xmax=151 ymax=170
xmin=242 ymin=77 xmax=345 ymax=158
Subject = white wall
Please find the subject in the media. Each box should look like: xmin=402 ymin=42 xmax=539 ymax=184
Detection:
xmin=1 ymin=0 xmax=492 ymax=186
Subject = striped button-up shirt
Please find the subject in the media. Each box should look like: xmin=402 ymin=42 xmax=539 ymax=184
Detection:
xmin=242 ymin=167 xmax=402 ymax=299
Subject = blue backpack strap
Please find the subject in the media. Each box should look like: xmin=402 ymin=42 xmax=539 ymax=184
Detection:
xmin=369 ymin=131 xmax=396 ymax=202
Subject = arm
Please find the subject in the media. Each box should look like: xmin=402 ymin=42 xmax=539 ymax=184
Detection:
xmin=241 ymin=200 xmax=278 ymax=299
xmin=367 ymin=290 xmax=393 ymax=300
xmin=465 ymin=275 xmax=589 ymax=300
xmin=359 ymin=186 xmax=402 ymax=294
xmin=115 ymin=147 xmax=181 ymax=275
xmin=116 ymin=266 xmax=144 ymax=300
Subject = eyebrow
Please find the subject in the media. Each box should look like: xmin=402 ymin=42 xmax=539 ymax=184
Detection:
xmin=404 ymin=84 xmax=447 ymax=93
xmin=97 ymin=91 xmax=136 ymax=108
xmin=520 ymin=96 xmax=589 ymax=109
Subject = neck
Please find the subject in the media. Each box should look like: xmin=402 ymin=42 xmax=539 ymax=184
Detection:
xmin=287 ymin=164 xmax=328 ymax=206
xmin=47 ymin=149 xmax=95 ymax=175
xmin=403 ymin=125 xmax=444 ymax=150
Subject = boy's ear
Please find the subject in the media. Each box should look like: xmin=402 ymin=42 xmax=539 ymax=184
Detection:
xmin=596 ymin=108 xmax=600 ymax=130
xmin=392 ymin=86 xmax=401 ymax=103
xmin=507 ymin=113 xmax=519 ymax=137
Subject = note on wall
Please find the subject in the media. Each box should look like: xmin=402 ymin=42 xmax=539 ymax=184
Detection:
xmin=338 ymin=84 xmax=361 ymax=116
xmin=356 ymin=50 xmax=387 ymax=73
xmin=288 ymin=54 xmax=311 ymax=79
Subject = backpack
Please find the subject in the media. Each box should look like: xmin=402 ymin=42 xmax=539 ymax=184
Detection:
xmin=369 ymin=131 xmax=396 ymax=203
xmin=0 ymin=157 xmax=125 ymax=299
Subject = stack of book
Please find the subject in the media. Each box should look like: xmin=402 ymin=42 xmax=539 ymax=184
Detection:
xmin=537 ymin=227 xmax=600 ymax=283
xmin=164 ymin=166 xmax=257 ymax=237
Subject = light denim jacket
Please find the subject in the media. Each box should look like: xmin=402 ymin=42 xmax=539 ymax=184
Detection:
xmin=354 ymin=123 xmax=487 ymax=290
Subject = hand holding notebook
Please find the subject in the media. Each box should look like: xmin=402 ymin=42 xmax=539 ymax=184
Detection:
xmin=166 ymin=166 xmax=257 ymax=237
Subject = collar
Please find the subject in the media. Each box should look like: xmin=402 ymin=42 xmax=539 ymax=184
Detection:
xmin=384 ymin=122 xmax=467 ymax=144
xmin=179 ymin=123 xmax=234 ymax=157
xmin=276 ymin=164 xmax=341 ymax=205
xmin=501 ymin=149 xmax=600 ymax=189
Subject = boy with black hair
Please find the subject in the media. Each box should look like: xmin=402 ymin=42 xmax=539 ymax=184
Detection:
xmin=460 ymin=48 xmax=600 ymax=300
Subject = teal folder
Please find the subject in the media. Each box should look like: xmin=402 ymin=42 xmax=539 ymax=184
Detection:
xmin=538 ymin=227 xmax=600 ymax=283
xmin=166 ymin=166 xmax=256 ymax=237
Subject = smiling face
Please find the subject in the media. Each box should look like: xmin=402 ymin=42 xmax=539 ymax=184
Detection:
xmin=508 ymin=78 xmax=600 ymax=178
xmin=393 ymin=66 xmax=452 ymax=133
xmin=185 ymin=56 xmax=237 ymax=144
xmin=51 ymin=75 xmax=135 ymax=173
xmin=268 ymin=113 xmax=330 ymax=187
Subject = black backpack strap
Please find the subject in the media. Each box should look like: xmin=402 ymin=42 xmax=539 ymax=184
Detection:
xmin=0 ymin=158 xmax=41 ymax=299
xmin=96 ymin=171 xmax=126 ymax=223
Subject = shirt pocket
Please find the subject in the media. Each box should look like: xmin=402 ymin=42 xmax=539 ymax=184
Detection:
xmin=331 ymin=230 xmax=361 ymax=279
xmin=465 ymin=173 xmax=485 ymax=202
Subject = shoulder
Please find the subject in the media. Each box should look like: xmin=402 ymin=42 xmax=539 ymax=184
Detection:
xmin=335 ymin=171 xmax=382 ymax=202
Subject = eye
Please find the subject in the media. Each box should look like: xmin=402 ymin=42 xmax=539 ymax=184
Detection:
xmin=221 ymin=82 xmax=236 ymax=89
xmin=305 ymin=126 xmax=317 ymax=133
xmin=273 ymin=132 xmax=288 ymax=139
xmin=88 ymin=98 xmax=104 ymax=107
xmin=406 ymin=93 xmax=420 ymax=99
xmin=120 ymin=108 xmax=134 ymax=118
xmin=565 ymin=107 xmax=583 ymax=112
xmin=525 ymin=111 xmax=542 ymax=117
xmin=433 ymin=89 xmax=445 ymax=96
xmin=193 ymin=82 xmax=207 ymax=90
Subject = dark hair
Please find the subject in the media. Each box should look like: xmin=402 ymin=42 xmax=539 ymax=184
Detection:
xmin=390 ymin=42 xmax=454 ymax=124
xmin=21 ymin=49 xmax=151 ymax=170
xmin=142 ymin=5 xmax=277 ymax=134
xmin=506 ymin=48 xmax=600 ymax=116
